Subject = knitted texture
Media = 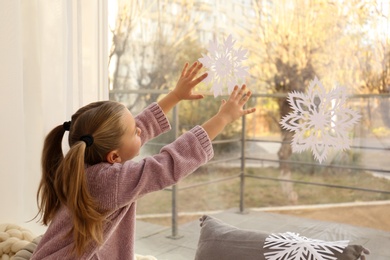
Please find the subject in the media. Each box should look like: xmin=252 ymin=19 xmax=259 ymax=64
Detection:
xmin=31 ymin=103 xmax=214 ymax=260
xmin=0 ymin=224 xmax=36 ymax=259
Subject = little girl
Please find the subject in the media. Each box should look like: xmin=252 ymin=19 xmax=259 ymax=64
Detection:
xmin=32 ymin=61 xmax=256 ymax=259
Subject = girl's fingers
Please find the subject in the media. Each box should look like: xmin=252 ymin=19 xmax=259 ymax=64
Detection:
xmin=230 ymin=85 xmax=247 ymax=101
xmin=229 ymin=85 xmax=239 ymax=99
xmin=189 ymin=62 xmax=203 ymax=78
xmin=245 ymin=107 xmax=256 ymax=114
xmin=239 ymin=91 xmax=252 ymax=105
xmin=186 ymin=61 xmax=199 ymax=76
xmin=237 ymin=85 xmax=246 ymax=96
xmin=192 ymin=73 xmax=208 ymax=84
xmin=189 ymin=94 xmax=204 ymax=100
xmin=181 ymin=63 xmax=189 ymax=77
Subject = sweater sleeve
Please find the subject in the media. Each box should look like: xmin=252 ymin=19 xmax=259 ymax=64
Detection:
xmin=135 ymin=102 xmax=171 ymax=145
xmin=116 ymin=125 xmax=214 ymax=208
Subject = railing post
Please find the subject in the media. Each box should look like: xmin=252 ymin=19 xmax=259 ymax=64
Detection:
xmin=169 ymin=105 xmax=182 ymax=239
xmin=239 ymin=110 xmax=247 ymax=213
xmin=171 ymin=184 xmax=179 ymax=238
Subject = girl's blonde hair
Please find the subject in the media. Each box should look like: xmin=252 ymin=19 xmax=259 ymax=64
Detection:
xmin=37 ymin=100 xmax=127 ymax=256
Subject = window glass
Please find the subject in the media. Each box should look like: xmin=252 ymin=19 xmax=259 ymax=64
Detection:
xmin=108 ymin=0 xmax=390 ymax=232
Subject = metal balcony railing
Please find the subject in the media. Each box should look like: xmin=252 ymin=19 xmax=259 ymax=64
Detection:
xmin=110 ymin=89 xmax=390 ymax=238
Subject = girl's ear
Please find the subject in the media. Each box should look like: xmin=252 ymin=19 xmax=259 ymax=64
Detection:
xmin=106 ymin=150 xmax=122 ymax=164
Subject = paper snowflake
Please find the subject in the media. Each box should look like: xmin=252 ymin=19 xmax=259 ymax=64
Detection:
xmin=198 ymin=34 xmax=249 ymax=97
xmin=264 ymin=232 xmax=349 ymax=260
xmin=280 ymin=77 xmax=361 ymax=163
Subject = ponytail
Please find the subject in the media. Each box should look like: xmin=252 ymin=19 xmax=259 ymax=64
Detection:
xmin=37 ymin=125 xmax=105 ymax=256
xmin=55 ymin=141 xmax=104 ymax=255
xmin=36 ymin=125 xmax=65 ymax=224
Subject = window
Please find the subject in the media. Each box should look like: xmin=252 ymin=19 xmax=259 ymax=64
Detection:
xmin=108 ymin=0 xmax=390 ymax=241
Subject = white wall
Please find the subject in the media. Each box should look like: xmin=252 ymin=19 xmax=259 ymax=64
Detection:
xmin=0 ymin=0 xmax=107 ymax=236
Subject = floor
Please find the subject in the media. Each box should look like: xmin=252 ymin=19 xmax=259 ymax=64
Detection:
xmin=135 ymin=208 xmax=390 ymax=260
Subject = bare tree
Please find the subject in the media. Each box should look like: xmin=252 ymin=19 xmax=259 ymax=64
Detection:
xmin=109 ymin=0 xmax=202 ymax=111
xmin=357 ymin=3 xmax=390 ymax=128
xmin=243 ymin=0 xmax=376 ymax=203
xmin=109 ymin=0 xmax=144 ymax=96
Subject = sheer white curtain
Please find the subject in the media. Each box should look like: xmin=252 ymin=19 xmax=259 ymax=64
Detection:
xmin=0 ymin=0 xmax=107 ymax=235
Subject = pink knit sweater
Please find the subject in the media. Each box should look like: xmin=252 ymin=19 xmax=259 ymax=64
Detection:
xmin=31 ymin=103 xmax=214 ymax=259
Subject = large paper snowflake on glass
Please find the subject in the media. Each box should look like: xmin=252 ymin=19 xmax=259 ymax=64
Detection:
xmin=264 ymin=232 xmax=349 ymax=260
xmin=280 ymin=77 xmax=361 ymax=163
xmin=198 ymin=34 xmax=249 ymax=97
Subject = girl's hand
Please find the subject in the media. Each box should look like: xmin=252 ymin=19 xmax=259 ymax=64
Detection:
xmin=201 ymin=84 xmax=256 ymax=141
xmin=171 ymin=62 xmax=207 ymax=101
xmin=217 ymin=85 xmax=256 ymax=124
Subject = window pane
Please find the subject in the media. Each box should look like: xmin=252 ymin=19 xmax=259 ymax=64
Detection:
xmin=108 ymin=0 xmax=390 ymax=238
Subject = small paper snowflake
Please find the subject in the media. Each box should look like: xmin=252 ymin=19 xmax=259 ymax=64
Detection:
xmin=280 ymin=77 xmax=361 ymax=163
xmin=264 ymin=232 xmax=349 ymax=260
xmin=198 ymin=34 xmax=249 ymax=97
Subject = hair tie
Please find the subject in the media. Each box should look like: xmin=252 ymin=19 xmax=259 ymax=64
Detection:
xmin=80 ymin=135 xmax=94 ymax=147
xmin=63 ymin=121 xmax=71 ymax=131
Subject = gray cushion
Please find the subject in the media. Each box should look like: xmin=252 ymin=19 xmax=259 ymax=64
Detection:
xmin=195 ymin=215 xmax=369 ymax=260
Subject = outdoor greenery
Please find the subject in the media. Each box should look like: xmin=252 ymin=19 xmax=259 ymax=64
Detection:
xmin=136 ymin=165 xmax=390 ymax=225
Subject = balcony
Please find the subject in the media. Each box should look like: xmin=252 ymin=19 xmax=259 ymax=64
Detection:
xmin=134 ymin=205 xmax=390 ymax=259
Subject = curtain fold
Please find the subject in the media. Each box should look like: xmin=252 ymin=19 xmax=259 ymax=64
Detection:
xmin=0 ymin=0 xmax=107 ymax=235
